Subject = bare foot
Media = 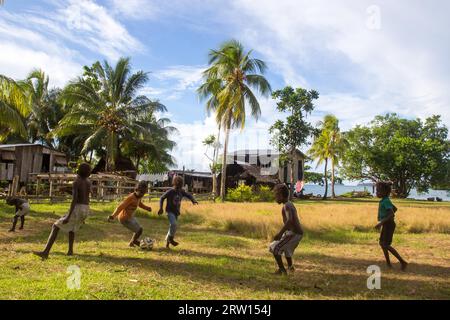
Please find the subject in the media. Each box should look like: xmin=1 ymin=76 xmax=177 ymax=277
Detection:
xmin=401 ymin=261 xmax=408 ymax=271
xmin=272 ymin=269 xmax=287 ymax=276
xmin=33 ymin=251 xmax=49 ymax=260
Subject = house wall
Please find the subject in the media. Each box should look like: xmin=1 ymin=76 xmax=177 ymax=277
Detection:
xmin=278 ymin=155 xmax=305 ymax=183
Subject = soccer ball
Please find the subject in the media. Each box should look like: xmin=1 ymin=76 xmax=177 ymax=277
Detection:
xmin=140 ymin=237 xmax=154 ymax=250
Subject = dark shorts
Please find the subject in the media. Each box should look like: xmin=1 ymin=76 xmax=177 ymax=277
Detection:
xmin=379 ymin=220 xmax=396 ymax=247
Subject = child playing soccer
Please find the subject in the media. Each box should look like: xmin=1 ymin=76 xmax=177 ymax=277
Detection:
xmin=269 ymin=184 xmax=304 ymax=275
xmin=158 ymin=176 xmax=198 ymax=248
xmin=375 ymin=181 xmax=408 ymax=270
xmin=108 ymin=181 xmax=152 ymax=247
xmin=6 ymin=197 xmax=30 ymax=232
xmin=34 ymin=163 xmax=92 ymax=259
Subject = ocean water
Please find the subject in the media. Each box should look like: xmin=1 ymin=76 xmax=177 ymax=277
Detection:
xmin=302 ymin=184 xmax=450 ymax=201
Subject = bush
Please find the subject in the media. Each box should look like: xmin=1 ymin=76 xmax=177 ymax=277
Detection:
xmin=257 ymin=185 xmax=275 ymax=202
xmin=227 ymin=185 xmax=274 ymax=202
xmin=227 ymin=184 xmax=254 ymax=202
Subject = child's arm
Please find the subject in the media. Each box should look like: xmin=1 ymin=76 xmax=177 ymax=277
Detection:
xmin=108 ymin=196 xmax=133 ymax=221
xmin=139 ymin=201 xmax=152 ymax=212
xmin=375 ymin=208 xmax=395 ymax=229
xmin=182 ymin=190 xmax=199 ymax=205
xmin=158 ymin=190 xmax=169 ymax=215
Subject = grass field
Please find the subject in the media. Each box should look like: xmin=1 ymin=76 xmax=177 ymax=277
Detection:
xmin=0 ymin=198 xmax=449 ymax=300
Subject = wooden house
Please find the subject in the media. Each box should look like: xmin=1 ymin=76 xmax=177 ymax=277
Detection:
xmin=0 ymin=144 xmax=69 ymax=184
xmin=220 ymin=149 xmax=306 ymax=190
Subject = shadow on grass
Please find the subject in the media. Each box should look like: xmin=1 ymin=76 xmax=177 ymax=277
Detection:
xmin=15 ymin=248 xmax=449 ymax=299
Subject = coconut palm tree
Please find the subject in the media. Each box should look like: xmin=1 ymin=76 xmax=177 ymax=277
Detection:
xmin=19 ymin=69 xmax=59 ymax=146
xmin=309 ymin=114 xmax=347 ymax=199
xmin=198 ymin=40 xmax=271 ymax=201
xmin=309 ymin=129 xmax=332 ymax=199
xmin=56 ymin=57 xmax=170 ymax=171
xmin=322 ymin=115 xmax=346 ymax=198
xmin=0 ymin=75 xmax=30 ymax=142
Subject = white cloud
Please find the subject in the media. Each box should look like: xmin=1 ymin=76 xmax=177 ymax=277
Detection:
xmin=141 ymin=65 xmax=205 ymax=101
xmin=0 ymin=0 xmax=144 ymax=86
xmin=228 ymin=0 xmax=450 ymax=128
xmin=109 ymin=0 xmax=159 ymax=20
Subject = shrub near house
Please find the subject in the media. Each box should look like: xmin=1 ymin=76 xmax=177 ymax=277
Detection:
xmin=227 ymin=185 xmax=275 ymax=202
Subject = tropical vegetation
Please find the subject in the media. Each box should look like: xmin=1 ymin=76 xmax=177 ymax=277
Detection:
xmin=198 ymin=39 xmax=272 ymax=201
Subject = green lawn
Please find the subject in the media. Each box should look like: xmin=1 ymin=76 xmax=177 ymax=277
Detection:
xmin=0 ymin=200 xmax=449 ymax=300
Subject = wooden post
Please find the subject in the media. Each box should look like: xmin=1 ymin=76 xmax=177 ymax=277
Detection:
xmin=49 ymin=178 xmax=53 ymax=203
xmin=11 ymin=175 xmax=19 ymax=196
xmin=36 ymin=178 xmax=40 ymax=197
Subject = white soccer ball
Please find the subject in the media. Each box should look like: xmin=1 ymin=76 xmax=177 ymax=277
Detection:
xmin=140 ymin=237 xmax=154 ymax=250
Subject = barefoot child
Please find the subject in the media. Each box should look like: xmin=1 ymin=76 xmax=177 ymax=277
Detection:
xmin=375 ymin=181 xmax=408 ymax=270
xmin=158 ymin=176 xmax=198 ymax=248
xmin=34 ymin=163 xmax=92 ymax=259
xmin=108 ymin=181 xmax=152 ymax=247
xmin=6 ymin=197 xmax=30 ymax=232
xmin=269 ymin=184 xmax=303 ymax=275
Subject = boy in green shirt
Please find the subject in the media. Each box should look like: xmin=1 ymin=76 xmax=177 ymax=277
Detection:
xmin=375 ymin=182 xmax=408 ymax=270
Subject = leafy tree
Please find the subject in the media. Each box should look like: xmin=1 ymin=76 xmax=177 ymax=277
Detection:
xmin=269 ymin=86 xmax=318 ymax=199
xmin=0 ymin=75 xmax=30 ymax=141
xmin=341 ymin=114 xmax=450 ymax=197
xmin=56 ymin=58 xmax=173 ymax=171
xmin=198 ymin=40 xmax=271 ymax=201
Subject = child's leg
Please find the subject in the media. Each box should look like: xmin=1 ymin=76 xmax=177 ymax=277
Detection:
xmin=387 ymin=246 xmax=408 ymax=270
xmin=273 ymin=254 xmax=287 ymax=274
xmin=381 ymin=246 xmax=392 ymax=267
xmin=35 ymin=224 xmax=60 ymax=259
xmin=166 ymin=213 xmax=178 ymax=247
xmin=130 ymin=228 xmax=143 ymax=246
xmin=19 ymin=216 xmax=25 ymax=230
xmin=285 ymin=256 xmax=293 ymax=268
xmin=67 ymin=232 xmax=75 ymax=256
xmin=9 ymin=216 xmax=19 ymax=232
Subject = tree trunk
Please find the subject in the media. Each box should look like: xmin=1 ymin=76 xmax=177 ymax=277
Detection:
xmin=289 ymin=150 xmax=295 ymax=201
xmin=323 ymin=158 xmax=328 ymax=200
xmin=331 ymin=157 xmax=336 ymax=198
xmin=220 ymin=122 xmax=230 ymax=202
xmin=212 ymin=125 xmax=221 ymax=200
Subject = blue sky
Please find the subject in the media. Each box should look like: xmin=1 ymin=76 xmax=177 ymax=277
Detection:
xmin=1 ymin=0 xmax=449 ymax=173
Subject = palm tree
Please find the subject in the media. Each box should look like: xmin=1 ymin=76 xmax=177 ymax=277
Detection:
xmin=198 ymin=40 xmax=271 ymax=201
xmin=309 ymin=115 xmax=346 ymax=199
xmin=322 ymin=115 xmax=346 ymax=198
xmin=0 ymin=75 xmax=30 ymax=141
xmin=19 ymin=69 xmax=57 ymax=146
xmin=309 ymin=129 xmax=331 ymax=199
xmin=56 ymin=58 xmax=168 ymax=171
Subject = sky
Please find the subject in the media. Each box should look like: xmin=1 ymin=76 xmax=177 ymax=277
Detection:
xmin=0 ymin=0 xmax=449 ymax=173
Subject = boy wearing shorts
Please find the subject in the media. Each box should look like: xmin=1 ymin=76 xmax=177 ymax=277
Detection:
xmin=108 ymin=181 xmax=152 ymax=247
xmin=269 ymin=184 xmax=304 ymax=275
xmin=375 ymin=181 xmax=408 ymax=270
xmin=34 ymin=163 xmax=92 ymax=259
xmin=6 ymin=197 xmax=30 ymax=232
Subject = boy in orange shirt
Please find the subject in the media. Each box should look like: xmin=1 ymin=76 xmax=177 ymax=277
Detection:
xmin=108 ymin=181 xmax=152 ymax=247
